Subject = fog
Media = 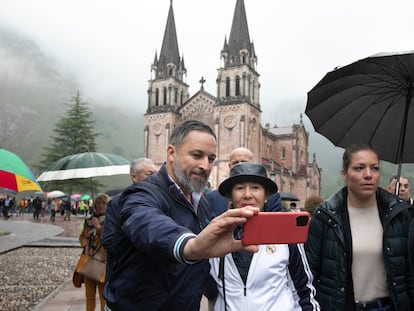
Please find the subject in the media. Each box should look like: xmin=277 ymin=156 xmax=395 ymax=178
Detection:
xmin=1 ymin=0 xmax=413 ymax=128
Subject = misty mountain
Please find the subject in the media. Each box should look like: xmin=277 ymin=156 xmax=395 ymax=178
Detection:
xmin=0 ymin=26 xmax=143 ymax=183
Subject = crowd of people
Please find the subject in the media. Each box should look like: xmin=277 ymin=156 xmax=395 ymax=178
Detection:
xmin=6 ymin=119 xmax=414 ymax=310
xmin=100 ymin=121 xmax=414 ymax=311
xmin=0 ymin=193 xmax=96 ymax=222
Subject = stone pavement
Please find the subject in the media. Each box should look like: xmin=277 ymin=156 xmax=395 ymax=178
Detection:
xmin=0 ymin=213 xmax=208 ymax=311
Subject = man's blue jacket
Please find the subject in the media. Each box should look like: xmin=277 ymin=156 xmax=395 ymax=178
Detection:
xmin=103 ymin=164 xmax=212 ymax=311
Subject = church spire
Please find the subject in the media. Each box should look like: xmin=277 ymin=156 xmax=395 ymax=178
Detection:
xmin=153 ymin=0 xmax=186 ymax=80
xmin=147 ymin=0 xmax=189 ymax=115
xmin=222 ymin=0 xmax=256 ymax=69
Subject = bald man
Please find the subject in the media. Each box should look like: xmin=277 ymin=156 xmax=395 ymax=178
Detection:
xmin=206 ymin=147 xmax=282 ymax=217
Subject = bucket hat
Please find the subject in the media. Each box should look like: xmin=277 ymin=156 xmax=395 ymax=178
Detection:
xmin=218 ymin=162 xmax=278 ymax=198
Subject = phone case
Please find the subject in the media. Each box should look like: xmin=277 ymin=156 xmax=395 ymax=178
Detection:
xmin=241 ymin=211 xmax=310 ymax=245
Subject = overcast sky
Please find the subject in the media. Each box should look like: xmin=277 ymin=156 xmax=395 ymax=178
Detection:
xmin=1 ymin=0 xmax=414 ymax=129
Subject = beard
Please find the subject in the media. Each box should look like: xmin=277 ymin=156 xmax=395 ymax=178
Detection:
xmin=172 ymin=157 xmax=208 ymax=193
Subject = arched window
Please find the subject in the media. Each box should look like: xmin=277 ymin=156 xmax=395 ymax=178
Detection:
xmin=163 ymin=87 xmax=167 ymax=105
xmin=281 ymin=147 xmax=286 ymax=159
xmin=155 ymin=88 xmax=159 ymax=106
xmin=235 ymin=76 xmax=240 ymax=96
xmin=225 ymin=77 xmax=231 ymax=97
xmin=174 ymin=87 xmax=178 ymax=103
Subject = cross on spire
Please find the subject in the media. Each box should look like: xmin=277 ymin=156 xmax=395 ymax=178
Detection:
xmin=199 ymin=76 xmax=206 ymax=89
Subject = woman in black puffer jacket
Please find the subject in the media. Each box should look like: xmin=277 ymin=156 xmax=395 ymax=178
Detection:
xmin=305 ymin=144 xmax=414 ymax=311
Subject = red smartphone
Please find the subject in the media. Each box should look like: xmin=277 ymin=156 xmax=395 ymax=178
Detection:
xmin=241 ymin=212 xmax=310 ymax=245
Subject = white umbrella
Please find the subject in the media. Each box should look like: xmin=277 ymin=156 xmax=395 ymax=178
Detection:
xmin=37 ymin=152 xmax=130 ymax=181
xmin=47 ymin=190 xmax=66 ymax=198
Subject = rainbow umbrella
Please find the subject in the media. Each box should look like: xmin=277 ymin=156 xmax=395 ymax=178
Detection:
xmin=0 ymin=148 xmax=42 ymax=192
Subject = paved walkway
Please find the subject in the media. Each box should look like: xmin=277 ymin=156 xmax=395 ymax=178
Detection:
xmin=0 ymin=213 xmax=208 ymax=311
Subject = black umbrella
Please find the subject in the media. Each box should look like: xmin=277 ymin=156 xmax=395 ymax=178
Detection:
xmin=279 ymin=192 xmax=299 ymax=202
xmin=306 ymin=50 xmax=414 ymax=195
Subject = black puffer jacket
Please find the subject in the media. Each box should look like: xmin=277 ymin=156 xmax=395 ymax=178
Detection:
xmin=305 ymin=187 xmax=414 ymax=311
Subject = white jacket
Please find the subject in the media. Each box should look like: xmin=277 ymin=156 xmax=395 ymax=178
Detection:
xmin=209 ymin=244 xmax=319 ymax=311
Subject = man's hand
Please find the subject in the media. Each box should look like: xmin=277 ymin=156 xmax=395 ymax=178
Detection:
xmin=183 ymin=206 xmax=259 ymax=260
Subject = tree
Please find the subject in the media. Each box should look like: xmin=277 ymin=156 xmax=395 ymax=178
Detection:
xmin=39 ymin=90 xmax=102 ymax=194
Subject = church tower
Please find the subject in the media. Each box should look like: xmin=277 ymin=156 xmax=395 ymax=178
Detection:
xmin=144 ymin=0 xmax=189 ymax=164
xmin=142 ymin=0 xmax=321 ymax=205
xmin=213 ymin=0 xmax=262 ymax=183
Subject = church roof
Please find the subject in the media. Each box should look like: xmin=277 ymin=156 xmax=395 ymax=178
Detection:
xmin=268 ymin=126 xmax=294 ymax=136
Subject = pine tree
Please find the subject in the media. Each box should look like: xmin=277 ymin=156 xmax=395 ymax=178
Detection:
xmin=39 ymin=90 xmax=102 ymax=194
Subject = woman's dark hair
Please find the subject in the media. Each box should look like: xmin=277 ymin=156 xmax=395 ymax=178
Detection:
xmin=342 ymin=144 xmax=380 ymax=172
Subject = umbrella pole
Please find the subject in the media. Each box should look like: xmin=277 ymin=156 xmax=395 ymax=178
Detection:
xmin=89 ymin=178 xmax=94 ymax=205
xmin=394 ymin=81 xmax=412 ymax=196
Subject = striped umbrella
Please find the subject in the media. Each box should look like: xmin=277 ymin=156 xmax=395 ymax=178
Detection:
xmin=0 ymin=148 xmax=42 ymax=192
xmin=37 ymin=152 xmax=130 ymax=181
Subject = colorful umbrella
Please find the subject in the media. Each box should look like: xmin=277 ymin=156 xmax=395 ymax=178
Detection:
xmin=36 ymin=152 xmax=130 ymax=181
xmin=71 ymin=193 xmax=82 ymax=200
xmin=81 ymin=194 xmax=91 ymax=201
xmin=0 ymin=148 xmax=42 ymax=192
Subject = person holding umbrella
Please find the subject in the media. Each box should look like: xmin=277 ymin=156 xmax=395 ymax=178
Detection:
xmin=305 ymin=144 xmax=414 ymax=310
xmin=62 ymin=197 xmax=72 ymax=221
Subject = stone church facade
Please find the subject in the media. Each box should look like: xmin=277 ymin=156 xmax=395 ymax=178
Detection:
xmin=143 ymin=0 xmax=321 ymax=208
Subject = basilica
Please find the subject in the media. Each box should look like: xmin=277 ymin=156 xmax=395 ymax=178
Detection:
xmin=143 ymin=0 xmax=321 ymax=208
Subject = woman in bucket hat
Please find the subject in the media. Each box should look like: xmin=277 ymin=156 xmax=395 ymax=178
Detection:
xmin=210 ymin=162 xmax=320 ymax=311
xmin=209 ymin=162 xmax=319 ymax=311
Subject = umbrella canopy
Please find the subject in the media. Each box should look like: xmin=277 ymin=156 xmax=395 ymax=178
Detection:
xmin=81 ymin=194 xmax=91 ymax=201
xmin=306 ymin=50 xmax=414 ymax=192
xmin=47 ymin=190 xmax=66 ymax=198
xmin=279 ymin=192 xmax=299 ymax=202
xmin=37 ymin=152 xmax=130 ymax=181
xmin=71 ymin=193 xmax=82 ymax=200
xmin=0 ymin=148 xmax=42 ymax=192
